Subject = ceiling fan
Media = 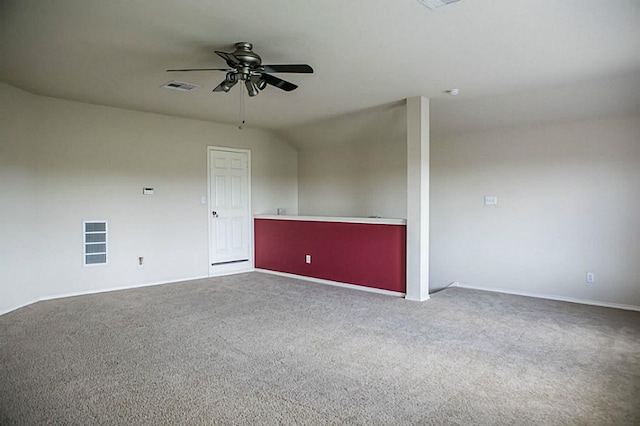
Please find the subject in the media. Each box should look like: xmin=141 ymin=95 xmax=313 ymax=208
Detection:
xmin=167 ymin=42 xmax=314 ymax=97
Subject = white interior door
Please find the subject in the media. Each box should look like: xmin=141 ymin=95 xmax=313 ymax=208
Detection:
xmin=208 ymin=148 xmax=250 ymax=273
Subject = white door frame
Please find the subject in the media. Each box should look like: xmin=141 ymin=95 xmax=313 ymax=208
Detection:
xmin=207 ymin=146 xmax=253 ymax=276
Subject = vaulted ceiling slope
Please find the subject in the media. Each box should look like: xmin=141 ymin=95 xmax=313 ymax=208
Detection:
xmin=1 ymin=0 xmax=638 ymax=131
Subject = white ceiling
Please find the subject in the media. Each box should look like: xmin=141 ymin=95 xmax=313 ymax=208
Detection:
xmin=1 ymin=0 xmax=639 ymax=131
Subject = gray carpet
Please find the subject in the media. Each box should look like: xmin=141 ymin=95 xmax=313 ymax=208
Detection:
xmin=1 ymin=272 xmax=639 ymax=425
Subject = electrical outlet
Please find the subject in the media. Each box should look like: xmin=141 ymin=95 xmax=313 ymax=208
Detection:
xmin=138 ymin=256 xmax=144 ymax=269
xmin=305 ymin=254 xmax=311 ymax=264
xmin=586 ymin=272 xmax=595 ymax=284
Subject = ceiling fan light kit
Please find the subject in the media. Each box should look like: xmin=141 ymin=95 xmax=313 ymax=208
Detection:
xmin=245 ymin=79 xmax=259 ymax=97
xmin=220 ymin=72 xmax=238 ymax=92
xmin=167 ymin=42 xmax=314 ymax=97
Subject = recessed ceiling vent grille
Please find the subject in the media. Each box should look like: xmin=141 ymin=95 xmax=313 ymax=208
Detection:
xmin=161 ymin=80 xmax=199 ymax=91
xmin=417 ymin=0 xmax=460 ymax=10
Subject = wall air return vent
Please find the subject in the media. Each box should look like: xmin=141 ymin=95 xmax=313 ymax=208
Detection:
xmin=161 ymin=80 xmax=199 ymax=91
xmin=417 ymin=0 xmax=460 ymax=10
xmin=83 ymin=221 xmax=107 ymax=266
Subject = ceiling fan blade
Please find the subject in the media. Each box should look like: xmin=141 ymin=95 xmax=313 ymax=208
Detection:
xmin=212 ymin=80 xmax=227 ymax=92
xmin=167 ymin=68 xmax=230 ymax=72
xmin=215 ymin=51 xmax=240 ymax=68
xmin=261 ymin=73 xmax=298 ymax=91
xmin=262 ymin=64 xmax=314 ymax=74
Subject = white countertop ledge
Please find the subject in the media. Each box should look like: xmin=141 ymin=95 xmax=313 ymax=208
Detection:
xmin=254 ymin=215 xmax=406 ymax=225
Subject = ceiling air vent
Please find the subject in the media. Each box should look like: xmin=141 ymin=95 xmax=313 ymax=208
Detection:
xmin=161 ymin=80 xmax=199 ymax=91
xmin=417 ymin=0 xmax=460 ymax=10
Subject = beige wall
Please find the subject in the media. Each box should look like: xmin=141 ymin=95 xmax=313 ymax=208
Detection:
xmin=3 ymin=79 xmax=639 ymax=312
xmin=282 ymin=102 xmax=407 ymax=218
xmin=0 ymin=82 xmax=298 ymax=314
xmin=282 ymin=96 xmax=640 ymax=308
xmin=0 ymin=83 xmax=40 ymax=310
xmin=430 ymin=115 xmax=640 ymax=307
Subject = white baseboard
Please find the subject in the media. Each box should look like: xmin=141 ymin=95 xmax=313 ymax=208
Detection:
xmin=405 ymin=295 xmax=431 ymax=302
xmin=450 ymin=282 xmax=640 ymax=312
xmin=255 ymin=268 xmax=406 ymax=298
xmin=1 ymin=275 xmax=210 ymax=316
xmin=0 ymin=299 xmax=40 ymax=317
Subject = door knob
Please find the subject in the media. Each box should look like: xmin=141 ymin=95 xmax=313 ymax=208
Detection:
xmin=212 ymin=211 xmax=218 ymax=218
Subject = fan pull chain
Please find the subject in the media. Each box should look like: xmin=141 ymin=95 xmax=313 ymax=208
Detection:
xmin=238 ymin=83 xmax=246 ymax=130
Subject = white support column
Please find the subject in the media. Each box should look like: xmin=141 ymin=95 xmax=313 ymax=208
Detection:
xmin=406 ymin=96 xmax=430 ymax=301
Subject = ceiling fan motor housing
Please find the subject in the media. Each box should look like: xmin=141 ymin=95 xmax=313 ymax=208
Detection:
xmin=233 ymin=42 xmax=262 ymax=68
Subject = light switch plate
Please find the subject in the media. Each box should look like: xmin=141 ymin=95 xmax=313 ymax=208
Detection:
xmin=484 ymin=195 xmax=498 ymax=206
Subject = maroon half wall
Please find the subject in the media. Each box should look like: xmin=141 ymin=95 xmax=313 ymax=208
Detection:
xmin=254 ymin=218 xmax=406 ymax=293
